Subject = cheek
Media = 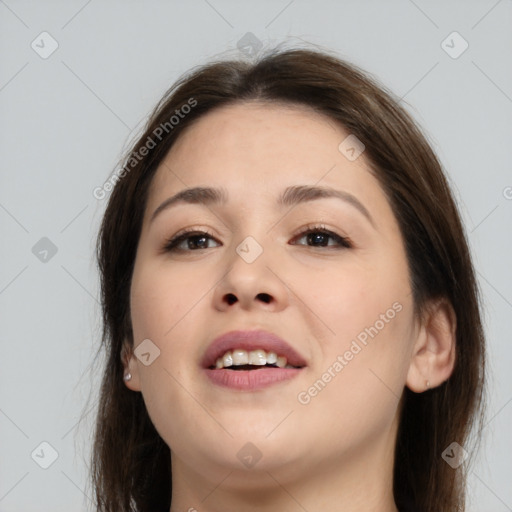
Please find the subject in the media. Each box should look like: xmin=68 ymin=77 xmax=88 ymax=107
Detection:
xmin=296 ymin=306 xmax=413 ymax=448
xmin=128 ymin=262 xmax=210 ymax=442
xmin=130 ymin=258 xmax=211 ymax=340
xmin=297 ymin=254 xmax=414 ymax=395
xmin=295 ymin=258 xmax=407 ymax=341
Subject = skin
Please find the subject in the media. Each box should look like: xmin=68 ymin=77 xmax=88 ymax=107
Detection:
xmin=123 ymin=102 xmax=456 ymax=512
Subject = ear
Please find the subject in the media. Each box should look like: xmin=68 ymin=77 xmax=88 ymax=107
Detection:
xmin=121 ymin=340 xmax=142 ymax=392
xmin=406 ymin=297 xmax=456 ymax=393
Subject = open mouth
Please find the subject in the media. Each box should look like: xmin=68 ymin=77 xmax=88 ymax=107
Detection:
xmin=202 ymin=330 xmax=306 ymax=390
xmin=209 ymin=349 xmax=302 ymax=370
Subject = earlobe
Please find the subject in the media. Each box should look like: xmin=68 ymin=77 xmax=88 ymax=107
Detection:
xmin=405 ymin=298 xmax=457 ymax=393
xmin=121 ymin=341 xmax=142 ymax=391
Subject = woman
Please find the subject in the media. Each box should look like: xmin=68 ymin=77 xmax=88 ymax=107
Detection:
xmin=88 ymin=46 xmax=486 ymax=512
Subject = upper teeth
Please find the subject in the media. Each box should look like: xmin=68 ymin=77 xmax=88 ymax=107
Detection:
xmin=215 ymin=349 xmax=293 ymax=369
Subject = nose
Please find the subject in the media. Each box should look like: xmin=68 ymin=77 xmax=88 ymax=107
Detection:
xmin=212 ymin=242 xmax=290 ymax=312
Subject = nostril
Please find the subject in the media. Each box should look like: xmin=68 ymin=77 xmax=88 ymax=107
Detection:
xmin=257 ymin=293 xmax=271 ymax=303
xmin=226 ymin=294 xmax=237 ymax=305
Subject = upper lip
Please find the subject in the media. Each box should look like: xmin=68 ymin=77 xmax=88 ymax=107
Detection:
xmin=201 ymin=329 xmax=308 ymax=369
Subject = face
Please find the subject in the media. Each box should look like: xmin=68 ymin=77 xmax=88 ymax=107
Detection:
xmin=126 ymin=102 xmax=419 ymax=484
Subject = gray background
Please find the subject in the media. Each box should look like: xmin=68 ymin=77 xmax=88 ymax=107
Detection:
xmin=1 ymin=0 xmax=511 ymax=510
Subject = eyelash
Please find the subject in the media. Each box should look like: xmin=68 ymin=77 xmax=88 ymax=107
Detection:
xmin=163 ymin=224 xmax=352 ymax=252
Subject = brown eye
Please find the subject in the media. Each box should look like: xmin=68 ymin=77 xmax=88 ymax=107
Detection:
xmin=164 ymin=230 xmax=219 ymax=252
xmin=291 ymin=225 xmax=352 ymax=249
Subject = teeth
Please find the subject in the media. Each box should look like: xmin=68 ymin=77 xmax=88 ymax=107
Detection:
xmin=248 ymin=349 xmax=266 ymax=365
xmin=266 ymin=351 xmax=277 ymax=364
xmin=213 ymin=348 xmax=295 ymax=369
xmin=232 ymin=349 xmax=249 ymax=365
xmin=222 ymin=351 xmax=233 ymax=367
xmin=276 ymin=356 xmax=287 ymax=368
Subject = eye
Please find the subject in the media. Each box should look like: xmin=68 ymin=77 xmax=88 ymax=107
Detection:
xmin=291 ymin=224 xmax=352 ymax=249
xmin=163 ymin=229 xmax=220 ymax=252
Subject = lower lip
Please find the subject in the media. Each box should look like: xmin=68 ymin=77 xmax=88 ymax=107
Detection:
xmin=203 ymin=367 xmax=303 ymax=390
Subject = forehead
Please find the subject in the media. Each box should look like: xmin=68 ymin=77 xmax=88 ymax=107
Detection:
xmin=146 ymin=102 xmax=389 ymax=220
xmin=164 ymin=101 xmax=348 ymax=175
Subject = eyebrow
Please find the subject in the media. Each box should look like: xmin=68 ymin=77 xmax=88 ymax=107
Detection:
xmin=150 ymin=185 xmax=376 ymax=228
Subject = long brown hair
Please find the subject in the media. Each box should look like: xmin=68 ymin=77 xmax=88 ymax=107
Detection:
xmin=83 ymin=45 xmax=486 ymax=512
